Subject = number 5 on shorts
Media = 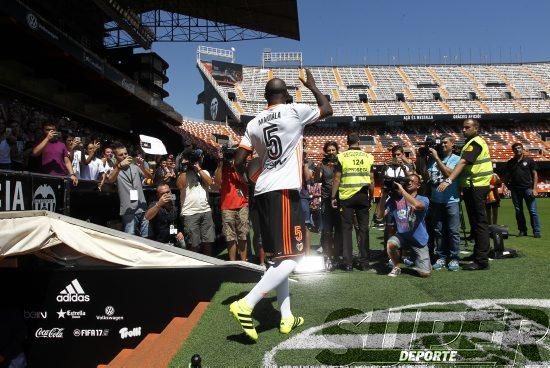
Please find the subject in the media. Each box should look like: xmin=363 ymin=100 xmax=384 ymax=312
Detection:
xmin=294 ymin=225 xmax=303 ymax=241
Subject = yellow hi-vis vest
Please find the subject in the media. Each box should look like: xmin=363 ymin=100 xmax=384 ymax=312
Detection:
xmin=460 ymin=135 xmax=493 ymax=187
xmin=337 ymin=149 xmax=373 ymax=200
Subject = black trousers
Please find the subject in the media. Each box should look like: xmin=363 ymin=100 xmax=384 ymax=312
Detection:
xmin=340 ymin=190 xmax=370 ymax=266
xmin=462 ymin=186 xmax=490 ymax=266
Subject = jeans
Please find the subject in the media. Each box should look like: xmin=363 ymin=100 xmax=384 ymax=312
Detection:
xmin=462 ymin=186 xmax=490 ymax=266
xmin=431 ymin=201 xmax=461 ymax=261
xmin=340 ymin=190 xmax=370 ymax=266
xmin=122 ymin=210 xmax=149 ymax=237
xmin=511 ymin=188 xmax=541 ymax=235
xmin=301 ymin=197 xmax=312 ymax=225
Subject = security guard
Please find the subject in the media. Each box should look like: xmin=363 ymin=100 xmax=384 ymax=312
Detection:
xmin=437 ymin=119 xmax=493 ymax=271
xmin=332 ymin=133 xmax=374 ymax=271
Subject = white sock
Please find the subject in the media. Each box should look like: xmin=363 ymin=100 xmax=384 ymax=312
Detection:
xmin=244 ymin=258 xmax=297 ymax=308
xmin=276 ymin=277 xmax=292 ymax=318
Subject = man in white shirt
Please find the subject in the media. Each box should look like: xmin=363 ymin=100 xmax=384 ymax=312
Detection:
xmin=80 ymin=140 xmax=105 ymax=180
xmin=176 ymin=148 xmax=215 ymax=256
xmin=229 ymin=69 xmax=332 ymax=341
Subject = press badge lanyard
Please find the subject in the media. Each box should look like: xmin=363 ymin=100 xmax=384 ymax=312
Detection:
xmin=120 ymin=166 xmax=138 ymax=201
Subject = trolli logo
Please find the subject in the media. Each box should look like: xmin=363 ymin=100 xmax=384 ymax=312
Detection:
xmin=57 ymin=279 xmax=90 ymax=303
xmin=119 ymin=327 xmax=141 ymax=339
xmin=32 ymin=184 xmax=56 ymax=211
xmin=35 ymin=328 xmax=64 ymax=339
xmin=96 ymin=305 xmax=124 ymax=321
xmin=57 ymin=309 xmax=86 ymax=319
xmin=24 ymin=311 xmax=47 ymax=319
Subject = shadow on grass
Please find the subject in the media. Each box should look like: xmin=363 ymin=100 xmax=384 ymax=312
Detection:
xmin=223 ymin=294 xmax=281 ymax=344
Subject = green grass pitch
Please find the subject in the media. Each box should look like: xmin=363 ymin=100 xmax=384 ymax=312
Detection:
xmin=171 ymin=199 xmax=550 ymax=367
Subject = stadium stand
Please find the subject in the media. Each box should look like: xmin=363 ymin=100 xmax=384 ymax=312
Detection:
xmin=193 ymin=58 xmax=550 ymax=165
xmin=201 ymin=61 xmax=550 ymax=117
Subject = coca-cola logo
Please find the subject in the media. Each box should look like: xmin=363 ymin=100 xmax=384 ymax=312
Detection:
xmin=35 ymin=327 xmax=64 ymax=338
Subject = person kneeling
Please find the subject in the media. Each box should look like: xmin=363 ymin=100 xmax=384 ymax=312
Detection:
xmin=375 ymin=173 xmax=431 ymax=278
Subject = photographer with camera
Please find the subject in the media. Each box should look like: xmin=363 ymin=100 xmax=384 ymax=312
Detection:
xmin=425 ymin=135 xmax=461 ymax=271
xmin=32 ymin=122 xmax=78 ymax=186
xmin=314 ymin=141 xmax=342 ymax=270
xmin=176 ymin=147 xmax=215 ymax=256
xmin=145 ymin=183 xmax=184 ymax=246
xmin=376 ymin=173 xmax=431 ymax=278
xmin=437 ymin=119 xmax=493 ymax=271
xmin=214 ymin=144 xmax=249 ymax=261
xmin=105 ymin=142 xmax=152 ymax=237
xmin=374 ymin=145 xmax=414 ymax=248
xmin=331 ymin=133 xmax=374 ymax=271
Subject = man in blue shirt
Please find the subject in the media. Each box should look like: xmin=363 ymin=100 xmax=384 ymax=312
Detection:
xmin=376 ymin=173 xmax=431 ymax=277
xmin=427 ymin=135 xmax=461 ymax=271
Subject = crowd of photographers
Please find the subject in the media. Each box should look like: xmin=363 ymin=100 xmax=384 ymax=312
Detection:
xmin=1 ymin=97 xmax=542 ymax=274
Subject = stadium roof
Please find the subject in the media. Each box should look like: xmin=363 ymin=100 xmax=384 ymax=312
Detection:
xmin=120 ymin=0 xmax=300 ymax=40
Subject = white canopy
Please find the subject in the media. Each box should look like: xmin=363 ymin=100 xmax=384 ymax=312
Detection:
xmin=0 ymin=211 xmax=217 ymax=267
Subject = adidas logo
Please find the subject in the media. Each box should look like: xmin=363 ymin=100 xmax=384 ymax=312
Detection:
xmin=56 ymin=279 xmax=90 ymax=302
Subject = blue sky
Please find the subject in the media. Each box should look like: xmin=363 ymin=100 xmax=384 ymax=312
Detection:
xmin=149 ymin=0 xmax=550 ymax=120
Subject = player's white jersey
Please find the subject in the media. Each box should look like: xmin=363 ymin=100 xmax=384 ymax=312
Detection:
xmin=239 ymin=103 xmax=320 ymax=195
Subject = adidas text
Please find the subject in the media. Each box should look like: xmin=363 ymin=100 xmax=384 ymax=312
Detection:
xmin=57 ymin=294 xmax=90 ymax=302
xmin=57 ymin=279 xmax=91 ymax=303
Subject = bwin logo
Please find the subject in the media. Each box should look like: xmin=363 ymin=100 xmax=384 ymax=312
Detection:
xmin=33 ymin=184 xmax=56 ymax=212
xmin=210 ymin=98 xmax=218 ymax=120
xmin=57 ymin=279 xmax=90 ymax=302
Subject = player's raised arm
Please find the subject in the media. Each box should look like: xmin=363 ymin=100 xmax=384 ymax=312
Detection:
xmin=299 ymin=68 xmax=333 ymax=119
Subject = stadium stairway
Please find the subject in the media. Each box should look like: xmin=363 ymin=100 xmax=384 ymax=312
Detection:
xmin=364 ymin=68 xmax=378 ymax=88
xmin=97 ymin=302 xmax=209 ymax=368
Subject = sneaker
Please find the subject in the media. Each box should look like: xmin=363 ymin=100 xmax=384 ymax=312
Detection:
xmin=259 ymin=264 xmax=267 ymax=272
xmin=534 ymin=233 xmax=541 ymax=238
xmin=325 ymin=258 xmax=335 ymax=272
xmin=280 ymin=316 xmax=304 ymax=334
xmin=432 ymin=258 xmax=446 ymax=271
xmin=388 ymin=266 xmax=401 ymax=277
xmin=403 ymin=257 xmax=415 ymax=267
xmin=447 ymin=260 xmax=460 ymax=272
xmin=387 ymin=259 xmax=394 ymax=268
xmin=229 ymin=299 xmax=258 ymax=341
xmin=518 ymin=231 xmax=527 ymax=237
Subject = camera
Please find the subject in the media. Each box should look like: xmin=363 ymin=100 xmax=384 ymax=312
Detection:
xmin=221 ymin=145 xmax=236 ymax=162
xmin=383 ymin=176 xmax=410 ymax=193
xmin=322 ymin=153 xmax=338 ymax=165
xmin=418 ymin=136 xmax=444 ymax=157
xmin=175 ymin=147 xmax=202 ymax=174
